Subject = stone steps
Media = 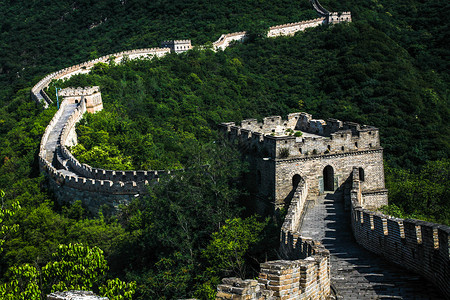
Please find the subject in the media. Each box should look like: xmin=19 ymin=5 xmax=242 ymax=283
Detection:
xmin=299 ymin=193 xmax=442 ymax=299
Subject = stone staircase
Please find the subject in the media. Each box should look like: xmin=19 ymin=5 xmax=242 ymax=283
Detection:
xmin=44 ymin=103 xmax=79 ymax=176
xmin=299 ymin=193 xmax=443 ymax=299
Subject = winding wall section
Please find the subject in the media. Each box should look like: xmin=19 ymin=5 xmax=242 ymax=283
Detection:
xmin=218 ymin=180 xmax=332 ymax=299
xmin=33 ymin=10 xmax=344 ymax=212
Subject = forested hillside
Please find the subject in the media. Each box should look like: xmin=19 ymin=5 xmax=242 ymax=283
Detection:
xmin=0 ymin=0 xmax=448 ymax=299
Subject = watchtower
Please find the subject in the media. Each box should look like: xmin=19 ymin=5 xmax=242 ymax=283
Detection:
xmin=220 ymin=112 xmax=388 ymax=211
xmin=59 ymin=86 xmax=103 ymax=113
xmin=160 ymin=40 xmax=192 ymax=53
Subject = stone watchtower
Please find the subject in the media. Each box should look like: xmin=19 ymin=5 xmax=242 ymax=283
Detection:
xmin=160 ymin=40 xmax=192 ymax=53
xmin=59 ymin=86 xmax=103 ymax=113
xmin=220 ymin=112 xmax=388 ymax=210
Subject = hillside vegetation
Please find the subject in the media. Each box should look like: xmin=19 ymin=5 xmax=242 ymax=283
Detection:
xmin=0 ymin=0 xmax=448 ymax=299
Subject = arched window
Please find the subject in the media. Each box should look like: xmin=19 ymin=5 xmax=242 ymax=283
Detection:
xmin=292 ymin=174 xmax=302 ymax=188
xmin=323 ymin=165 xmax=334 ymax=191
xmin=359 ymin=167 xmax=365 ymax=181
xmin=74 ymin=99 xmax=78 ymax=103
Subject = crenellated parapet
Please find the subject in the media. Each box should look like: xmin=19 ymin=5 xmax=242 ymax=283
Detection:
xmin=309 ymin=0 xmax=352 ymax=24
xmin=220 ymin=112 xmax=381 ymax=160
xmin=349 ymin=167 xmax=450 ymax=298
xmin=218 ymin=177 xmax=331 ymax=300
xmin=31 ymin=47 xmax=171 ymax=108
xmin=211 ymin=18 xmax=327 ymax=51
xmin=267 ymin=18 xmax=326 ymax=37
xmin=328 ymin=12 xmax=352 ymax=24
xmin=220 ymin=112 xmax=386 ymax=209
xmin=160 ymin=40 xmax=193 ymax=53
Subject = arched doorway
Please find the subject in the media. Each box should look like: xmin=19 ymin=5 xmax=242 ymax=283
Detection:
xmin=323 ymin=165 xmax=334 ymax=191
xmin=292 ymin=174 xmax=302 ymax=188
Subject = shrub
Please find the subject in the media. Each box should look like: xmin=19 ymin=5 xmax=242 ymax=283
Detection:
xmin=279 ymin=147 xmax=290 ymax=158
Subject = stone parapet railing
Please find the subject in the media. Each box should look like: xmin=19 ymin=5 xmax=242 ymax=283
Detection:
xmin=350 ymin=167 xmax=450 ymax=298
xmin=31 ymin=47 xmax=171 ymax=107
xmin=47 ymin=290 xmax=107 ymax=300
xmin=218 ymin=178 xmax=331 ymax=299
xmin=38 ymin=98 xmax=153 ymax=196
xmin=281 ymin=180 xmax=309 ymax=233
xmin=219 ymin=112 xmax=381 ymax=160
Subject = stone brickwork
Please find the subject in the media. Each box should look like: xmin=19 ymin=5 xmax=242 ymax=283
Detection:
xmin=220 ymin=112 xmax=387 ymax=209
xmin=328 ymin=12 xmax=352 ymax=24
xmin=212 ymin=17 xmax=327 ymax=51
xmin=47 ymin=290 xmax=107 ymax=300
xmin=161 ymin=40 xmax=193 ymax=53
xmin=309 ymin=0 xmax=351 ymax=24
xmin=350 ymin=167 xmax=450 ymax=298
xmin=31 ymin=47 xmax=171 ymax=108
xmin=59 ymin=87 xmax=103 ymax=113
xmin=218 ymin=176 xmax=331 ymax=300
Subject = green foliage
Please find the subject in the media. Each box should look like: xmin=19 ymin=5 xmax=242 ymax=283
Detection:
xmin=0 ymin=190 xmax=20 ymax=253
xmin=42 ymin=243 xmax=108 ymax=292
xmin=384 ymin=159 xmax=450 ymax=225
xmin=110 ymin=141 xmax=249 ymax=299
xmin=203 ymin=216 xmax=267 ymax=279
xmin=0 ymin=243 xmax=135 ymax=300
xmin=278 ymin=147 xmax=290 ymax=159
xmin=99 ymin=278 xmax=136 ymax=300
xmin=0 ymin=264 xmax=40 ymax=300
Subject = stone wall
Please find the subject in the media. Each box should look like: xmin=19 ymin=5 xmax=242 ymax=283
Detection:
xmin=212 ymin=31 xmax=248 ymax=51
xmin=31 ymin=47 xmax=171 ymax=107
xmin=220 ymin=112 xmax=381 ymax=160
xmin=47 ymin=290 xmax=107 ymax=300
xmin=275 ymin=149 xmax=386 ymax=209
xmin=220 ymin=112 xmax=387 ymax=209
xmin=161 ymin=40 xmax=193 ymax=53
xmin=350 ymin=168 xmax=450 ymax=298
xmin=218 ymin=177 xmax=331 ymax=300
xmin=217 ymin=255 xmax=330 ymax=300
xmin=267 ymin=18 xmax=325 ymax=37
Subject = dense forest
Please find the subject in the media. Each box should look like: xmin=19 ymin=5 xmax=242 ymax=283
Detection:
xmin=0 ymin=0 xmax=448 ymax=299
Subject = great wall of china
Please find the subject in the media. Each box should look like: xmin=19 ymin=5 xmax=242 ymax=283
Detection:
xmin=33 ymin=1 xmax=347 ymax=212
xmin=32 ymin=0 xmax=449 ymax=299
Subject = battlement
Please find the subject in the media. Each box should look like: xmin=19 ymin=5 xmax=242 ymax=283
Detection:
xmin=350 ymin=168 xmax=450 ymax=298
xmin=328 ymin=11 xmax=352 ymax=24
xmin=160 ymin=40 xmax=192 ymax=53
xmin=58 ymin=86 xmax=100 ymax=97
xmin=220 ymin=112 xmax=380 ymax=159
xmin=267 ymin=18 xmax=326 ymax=37
xmin=219 ymin=171 xmax=331 ymax=300
xmin=212 ymin=32 xmax=247 ymax=51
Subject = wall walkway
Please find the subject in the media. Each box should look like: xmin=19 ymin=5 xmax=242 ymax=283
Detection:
xmin=300 ymin=193 xmax=443 ymax=299
xmin=218 ymin=180 xmax=332 ymax=300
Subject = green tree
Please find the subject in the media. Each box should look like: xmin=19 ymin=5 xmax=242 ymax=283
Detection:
xmin=0 ymin=190 xmax=20 ymax=253
xmin=0 ymin=243 xmax=136 ymax=300
xmin=0 ymin=264 xmax=40 ymax=300
xmin=42 ymin=243 xmax=108 ymax=293
xmin=203 ymin=216 xmax=266 ymax=279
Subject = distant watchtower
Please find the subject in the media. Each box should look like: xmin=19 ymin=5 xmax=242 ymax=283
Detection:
xmin=59 ymin=86 xmax=103 ymax=113
xmin=160 ymin=40 xmax=192 ymax=53
xmin=220 ymin=112 xmax=387 ymax=211
xmin=310 ymin=0 xmax=352 ymax=24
